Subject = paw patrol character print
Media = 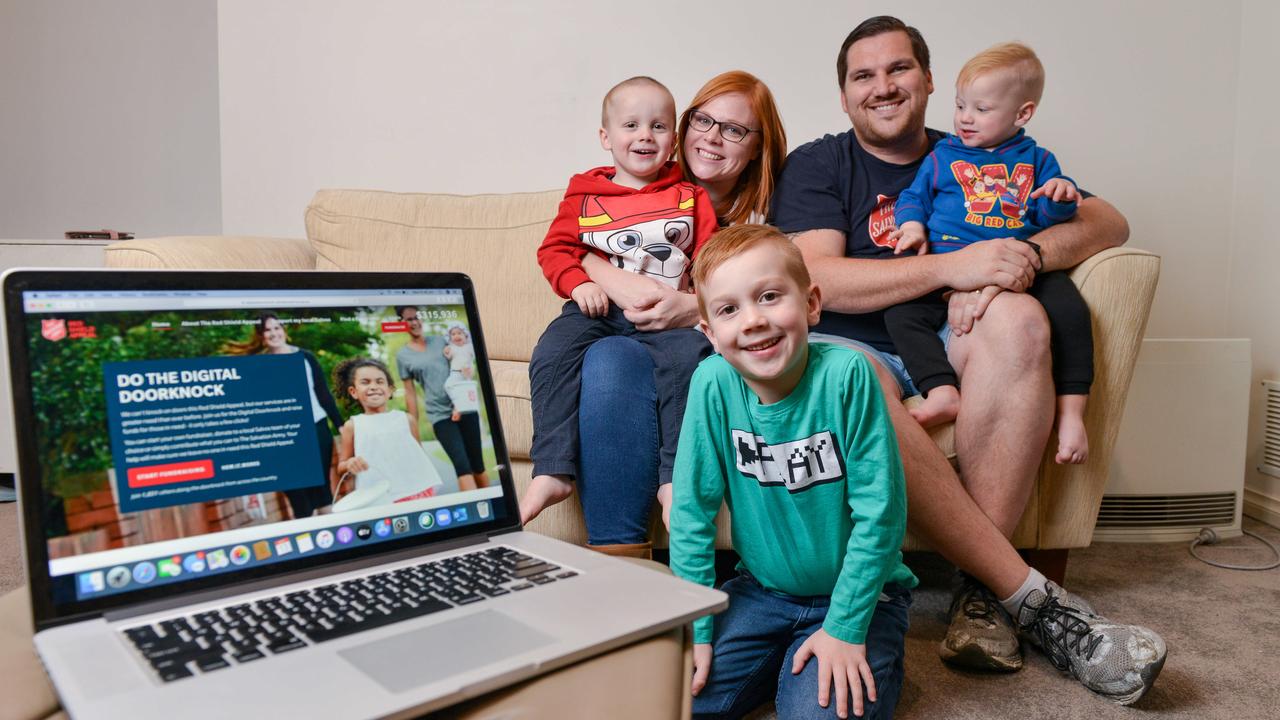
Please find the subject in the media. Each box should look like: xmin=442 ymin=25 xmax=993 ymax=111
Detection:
xmin=577 ymin=187 xmax=697 ymax=290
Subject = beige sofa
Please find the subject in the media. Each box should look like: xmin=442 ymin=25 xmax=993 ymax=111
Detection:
xmin=2 ymin=188 xmax=1157 ymax=719
xmin=103 ymin=188 xmax=1159 ymax=552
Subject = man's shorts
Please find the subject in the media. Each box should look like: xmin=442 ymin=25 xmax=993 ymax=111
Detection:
xmin=810 ymin=326 xmax=952 ymax=399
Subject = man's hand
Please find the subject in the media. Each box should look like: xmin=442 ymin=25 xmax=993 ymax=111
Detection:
xmin=946 ymin=238 xmax=1039 ymax=292
xmin=1031 ymin=178 xmax=1079 ymax=204
xmin=791 ymin=629 xmax=876 ymax=719
xmin=889 ymin=221 xmax=928 ymax=255
xmin=692 ymin=643 xmax=713 ymax=697
xmin=947 ymin=285 xmax=1004 ymax=335
xmin=570 ymin=281 xmax=610 ymax=317
xmin=625 ymin=285 xmax=701 ymax=330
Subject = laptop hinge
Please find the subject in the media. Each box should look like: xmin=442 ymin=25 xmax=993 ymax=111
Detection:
xmin=104 ymin=534 xmax=488 ymax=622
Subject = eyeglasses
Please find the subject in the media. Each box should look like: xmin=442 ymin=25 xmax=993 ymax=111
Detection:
xmin=688 ymin=109 xmax=759 ymax=144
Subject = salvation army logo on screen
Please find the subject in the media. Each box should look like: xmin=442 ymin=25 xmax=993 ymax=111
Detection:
xmin=41 ymin=318 xmax=67 ymax=342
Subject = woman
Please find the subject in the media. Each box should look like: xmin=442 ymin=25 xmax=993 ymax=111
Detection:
xmin=573 ymin=71 xmax=787 ymax=556
xmin=224 ymin=312 xmax=345 ymax=519
xmin=394 ymin=305 xmax=490 ymax=491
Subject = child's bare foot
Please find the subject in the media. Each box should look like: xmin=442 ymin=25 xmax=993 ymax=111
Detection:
xmin=1054 ymin=394 xmax=1089 ymax=464
xmin=520 ymin=474 xmax=574 ymax=524
xmin=656 ymin=483 xmax=673 ymax=530
xmin=909 ymin=385 xmax=960 ymax=428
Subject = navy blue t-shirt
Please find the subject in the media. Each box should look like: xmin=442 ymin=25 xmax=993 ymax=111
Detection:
xmin=770 ymin=128 xmax=947 ymax=352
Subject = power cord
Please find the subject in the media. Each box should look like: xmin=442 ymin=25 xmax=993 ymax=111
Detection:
xmin=1188 ymin=527 xmax=1280 ymax=571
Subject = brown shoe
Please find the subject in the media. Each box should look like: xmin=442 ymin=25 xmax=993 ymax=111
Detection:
xmin=586 ymin=542 xmax=653 ymax=560
xmin=939 ymin=573 xmax=1023 ymax=672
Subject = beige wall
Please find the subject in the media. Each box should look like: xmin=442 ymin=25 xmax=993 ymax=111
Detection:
xmin=1228 ymin=1 xmax=1280 ymax=519
xmin=0 ymin=0 xmax=221 ymax=238
xmin=216 ymin=0 xmax=1278 ymax=514
xmin=217 ymin=0 xmax=1237 ymax=338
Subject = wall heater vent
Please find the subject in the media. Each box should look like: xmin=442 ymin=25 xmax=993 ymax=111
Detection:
xmin=1099 ymin=339 xmax=1249 ymax=542
xmin=1097 ymin=492 xmax=1237 ymax=528
xmin=1262 ymin=380 xmax=1280 ymax=478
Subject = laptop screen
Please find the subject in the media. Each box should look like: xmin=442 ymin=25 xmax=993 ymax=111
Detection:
xmin=5 ymin=272 xmax=518 ymax=622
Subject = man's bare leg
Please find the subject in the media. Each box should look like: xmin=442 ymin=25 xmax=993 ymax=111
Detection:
xmin=866 ymin=360 xmax=1028 ymax=598
xmin=947 ymin=292 xmax=1055 ymax=538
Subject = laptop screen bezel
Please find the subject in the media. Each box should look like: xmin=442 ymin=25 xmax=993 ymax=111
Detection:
xmin=4 ymin=269 xmax=523 ymax=630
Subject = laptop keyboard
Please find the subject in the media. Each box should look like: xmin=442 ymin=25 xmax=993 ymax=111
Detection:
xmin=122 ymin=545 xmax=577 ymax=682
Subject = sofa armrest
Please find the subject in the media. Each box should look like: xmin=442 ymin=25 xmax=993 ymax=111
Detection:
xmin=104 ymin=236 xmax=315 ymax=270
xmin=1039 ymin=247 xmax=1161 ymax=548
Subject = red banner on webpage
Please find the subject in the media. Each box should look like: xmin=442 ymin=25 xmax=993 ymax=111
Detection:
xmin=127 ymin=459 xmax=215 ymax=489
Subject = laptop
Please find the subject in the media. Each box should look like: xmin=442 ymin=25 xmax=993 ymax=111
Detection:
xmin=3 ymin=269 xmax=725 ymax=719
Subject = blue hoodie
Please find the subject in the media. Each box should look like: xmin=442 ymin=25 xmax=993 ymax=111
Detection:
xmin=894 ymin=130 xmax=1076 ymax=254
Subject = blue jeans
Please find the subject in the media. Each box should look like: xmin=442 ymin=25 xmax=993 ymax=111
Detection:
xmin=577 ymin=336 xmax=660 ymax=545
xmin=695 ymin=574 xmax=912 ymax=720
xmin=808 ymin=330 xmax=952 ymax=400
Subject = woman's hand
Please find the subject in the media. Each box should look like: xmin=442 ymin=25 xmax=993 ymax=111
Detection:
xmin=343 ymin=456 xmax=369 ymax=474
xmin=451 ymin=409 xmax=461 ymax=422
xmin=625 ymin=285 xmax=701 ymax=330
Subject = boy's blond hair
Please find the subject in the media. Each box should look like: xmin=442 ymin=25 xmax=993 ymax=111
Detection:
xmin=957 ymin=42 xmax=1045 ymax=104
xmin=601 ymin=76 xmax=674 ymax=126
xmin=692 ymin=224 xmax=810 ymax=320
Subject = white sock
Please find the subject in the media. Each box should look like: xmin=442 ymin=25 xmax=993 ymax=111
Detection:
xmin=1000 ymin=567 xmax=1048 ymax=616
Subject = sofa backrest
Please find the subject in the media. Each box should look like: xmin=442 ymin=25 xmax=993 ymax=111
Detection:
xmin=304 ymin=188 xmax=565 ymax=362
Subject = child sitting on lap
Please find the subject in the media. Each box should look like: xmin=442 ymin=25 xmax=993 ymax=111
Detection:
xmin=887 ymin=42 xmax=1093 ymax=464
xmin=670 ymin=225 xmax=917 ymax=719
xmin=521 ymin=76 xmax=718 ymax=531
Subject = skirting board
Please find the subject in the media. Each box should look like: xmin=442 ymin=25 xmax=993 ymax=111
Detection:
xmin=1244 ymin=487 xmax=1280 ymax=529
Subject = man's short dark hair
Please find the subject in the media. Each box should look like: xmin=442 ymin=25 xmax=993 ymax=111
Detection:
xmin=836 ymin=16 xmax=931 ymax=87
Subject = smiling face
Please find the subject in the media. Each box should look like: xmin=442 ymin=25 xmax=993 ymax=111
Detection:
xmin=953 ymin=70 xmax=1035 ymax=149
xmin=599 ymin=83 xmax=677 ymax=188
xmin=698 ymin=243 xmax=822 ymax=405
xmin=448 ymin=327 xmax=468 ymax=346
xmin=840 ymin=30 xmax=934 ymax=159
xmin=261 ymin=317 xmax=289 ymax=353
xmin=682 ymin=92 xmax=760 ymax=199
xmin=399 ymin=307 xmax=424 ymax=340
xmin=348 ymin=365 xmax=392 ymax=412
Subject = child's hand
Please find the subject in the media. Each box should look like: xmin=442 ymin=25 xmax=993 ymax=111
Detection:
xmin=344 ymin=456 xmax=370 ymax=475
xmin=443 ymin=345 xmax=453 ymax=359
xmin=691 ymin=643 xmax=713 ymax=697
xmin=451 ymin=409 xmax=461 ymax=422
xmin=571 ymin=281 xmax=610 ymax=318
xmin=1031 ymin=178 xmax=1079 ymax=203
xmin=889 ymin=221 xmax=928 ymax=255
xmin=462 ymin=367 xmax=473 ymax=380
xmin=791 ymin=629 xmax=876 ymax=719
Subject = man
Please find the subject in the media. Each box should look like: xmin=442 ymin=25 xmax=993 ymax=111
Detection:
xmin=769 ymin=16 xmax=1166 ymax=705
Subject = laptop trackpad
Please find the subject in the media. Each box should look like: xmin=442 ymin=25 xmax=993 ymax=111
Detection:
xmin=339 ymin=610 xmax=554 ymax=693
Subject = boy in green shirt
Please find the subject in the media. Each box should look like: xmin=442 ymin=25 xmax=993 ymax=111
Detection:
xmin=670 ymin=224 xmax=917 ymax=719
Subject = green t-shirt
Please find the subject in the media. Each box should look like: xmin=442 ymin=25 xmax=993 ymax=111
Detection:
xmin=669 ymin=343 xmax=917 ymax=644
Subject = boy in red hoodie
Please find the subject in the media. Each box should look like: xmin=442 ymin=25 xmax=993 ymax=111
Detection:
xmin=520 ymin=76 xmax=717 ymax=536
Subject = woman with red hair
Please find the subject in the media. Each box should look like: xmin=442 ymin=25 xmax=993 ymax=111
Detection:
xmin=572 ymin=71 xmax=787 ymax=557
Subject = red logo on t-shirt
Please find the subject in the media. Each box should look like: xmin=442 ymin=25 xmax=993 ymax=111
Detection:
xmin=868 ymin=194 xmax=897 ymax=248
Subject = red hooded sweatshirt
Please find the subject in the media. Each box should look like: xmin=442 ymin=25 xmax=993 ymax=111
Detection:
xmin=537 ymin=162 xmax=718 ymax=298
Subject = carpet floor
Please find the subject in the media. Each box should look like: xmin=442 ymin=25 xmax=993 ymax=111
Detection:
xmin=2 ymin=502 xmax=1277 ymax=718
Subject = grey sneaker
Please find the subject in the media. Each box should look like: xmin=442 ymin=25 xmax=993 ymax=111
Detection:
xmin=939 ymin=574 xmax=1023 ymax=671
xmin=1017 ymin=580 xmax=1167 ymax=705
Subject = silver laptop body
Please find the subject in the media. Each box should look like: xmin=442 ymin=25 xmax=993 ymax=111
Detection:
xmin=4 ymin=269 xmax=725 ymax=719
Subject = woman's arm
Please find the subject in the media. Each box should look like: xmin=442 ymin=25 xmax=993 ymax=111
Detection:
xmin=304 ymin=350 xmax=345 ymax=431
xmin=581 ymin=254 xmax=701 ymax=330
xmin=401 ymin=377 xmax=421 ymax=440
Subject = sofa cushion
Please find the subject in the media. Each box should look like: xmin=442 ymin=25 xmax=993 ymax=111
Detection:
xmin=305 ymin=189 xmax=566 ymax=363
